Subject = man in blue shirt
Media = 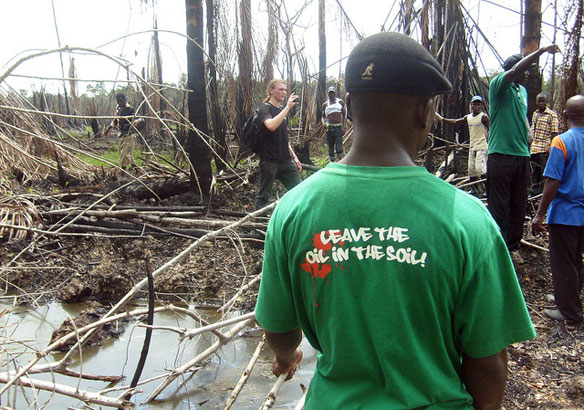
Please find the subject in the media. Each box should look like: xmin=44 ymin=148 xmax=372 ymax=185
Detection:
xmin=533 ymin=95 xmax=584 ymax=327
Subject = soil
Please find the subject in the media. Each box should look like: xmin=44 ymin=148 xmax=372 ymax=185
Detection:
xmin=1 ymin=141 xmax=584 ymax=409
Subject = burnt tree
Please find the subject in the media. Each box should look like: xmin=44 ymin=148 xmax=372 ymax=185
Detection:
xmin=237 ymin=0 xmax=254 ymax=153
xmin=262 ymin=0 xmax=278 ymax=88
xmin=521 ymin=0 xmax=543 ymax=117
xmin=562 ymin=0 xmax=583 ymax=108
xmin=316 ymin=0 xmax=326 ymax=124
xmin=185 ymin=0 xmax=212 ymax=197
xmin=206 ymin=0 xmax=227 ymax=171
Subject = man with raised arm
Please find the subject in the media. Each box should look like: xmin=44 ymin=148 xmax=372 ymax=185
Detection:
xmin=487 ymin=45 xmax=560 ymax=261
xmin=256 ymin=32 xmax=535 ymax=409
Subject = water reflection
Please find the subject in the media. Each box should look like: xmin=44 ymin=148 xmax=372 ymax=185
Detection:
xmin=0 ymin=299 xmax=316 ymax=409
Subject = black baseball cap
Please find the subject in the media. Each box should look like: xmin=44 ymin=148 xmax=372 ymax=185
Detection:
xmin=502 ymin=53 xmax=537 ymax=71
xmin=345 ymin=32 xmax=452 ymax=96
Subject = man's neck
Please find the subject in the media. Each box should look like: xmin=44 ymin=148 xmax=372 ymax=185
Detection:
xmin=340 ymin=127 xmax=419 ymax=168
xmin=538 ymin=107 xmax=546 ymax=113
xmin=269 ymin=98 xmax=281 ymax=107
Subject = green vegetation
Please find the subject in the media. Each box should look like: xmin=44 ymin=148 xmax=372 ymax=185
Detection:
xmin=77 ymin=147 xmax=120 ymax=167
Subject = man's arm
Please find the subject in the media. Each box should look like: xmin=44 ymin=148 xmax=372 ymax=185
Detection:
xmin=322 ymin=102 xmax=328 ymax=125
xmin=461 ymin=349 xmax=508 ymax=410
xmin=103 ymin=107 xmax=120 ymax=136
xmin=264 ymin=328 xmax=303 ymax=380
xmin=435 ymin=112 xmax=466 ymax=125
xmin=550 ymin=112 xmax=559 ymax=140
xmin=525 ymin=115 xmax=534 ymax=146
xmin=481 ymin=114 xmax=490 ymax=131
xmin=264 ymin=94 xmax=298 ymax=131
xmin=289 ymin=144 xmax=302 ymax=172
xmin=532 ymin=177 xmax=561 ymax=232
xmin=504 ymin=45 xmax=560 ymax=83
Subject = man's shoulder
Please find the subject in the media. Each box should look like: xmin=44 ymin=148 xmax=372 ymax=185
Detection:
xmin=258 ymin=103 xmax=276 ymax=119
xmin=120 ymin=105 xmax=135 ymax=114
xmin=488 ymin=73 xmax=510 ymax=101
xmin=545 ymin=107 xmax=559 ymax=118
xmin=561 ymin=127 xmax=584 ymax=142
xmin=489 ymin=72 xmax=507 ymax=88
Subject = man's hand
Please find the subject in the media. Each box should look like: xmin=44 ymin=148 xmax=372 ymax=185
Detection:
xmin=273 ymin=349 xmax=303 ymax=381
xmin=532 ymin=214 xmax=547 ymax=233
xmin=294 ymin=156 xmax=303 ymax=172
xmin=544 ymin=44 xmax=561 ymax=54
xmin=286 ymin=93 xmax=299 ymax=110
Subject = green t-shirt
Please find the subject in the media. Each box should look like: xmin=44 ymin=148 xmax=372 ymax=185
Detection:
xmin=255 ymin=163 xmax=535 ymax=409
xmin=488 ymin=72 xmax=530 ymax=156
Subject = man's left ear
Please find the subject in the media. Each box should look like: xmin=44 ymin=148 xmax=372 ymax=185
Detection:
xmin=346 ymin=93 xmax=352 ymax=119
xmin=419 ymin=97 xmax=436 ymax=129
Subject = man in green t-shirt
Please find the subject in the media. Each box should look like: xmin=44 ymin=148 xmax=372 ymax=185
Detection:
xmin=255 ymin=32 xmax=536 ymax=410
xmin=487 ymin=45 xmax=560 ymax=256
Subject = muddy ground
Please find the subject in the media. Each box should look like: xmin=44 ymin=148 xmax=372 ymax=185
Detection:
xmin=1 ymin=143 xmax=584 ymax=409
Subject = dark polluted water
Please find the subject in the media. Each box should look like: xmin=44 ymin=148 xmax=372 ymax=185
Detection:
xmin=0 ymin=300 xmax=317 ymax=409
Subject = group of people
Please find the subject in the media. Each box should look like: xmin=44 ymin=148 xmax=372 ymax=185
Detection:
xmin=254 ymin=31 xmax=584 ymax=409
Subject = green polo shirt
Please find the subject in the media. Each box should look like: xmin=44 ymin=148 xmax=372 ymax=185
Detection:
xmin=488 ymin=73 xmax=530 ymax=156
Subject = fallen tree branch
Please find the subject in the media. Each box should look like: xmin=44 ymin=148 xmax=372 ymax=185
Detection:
xmin=143 ymin=317 xmax=256 ymax=403
xmin=219 ymin=275 xmax=262 ymax=313
xmin=294 ymin=384 xmax=308 ymax=410
xmin=0 ymin=374 xmax=134 ymax=409
xmin=520 ymin=239 xmax=549 ymax=253
xmin=223 ymin=336 xmax=266 ymax=410
xmin=181 ymin=311 xmax=256 ymax=340
xmin=259 ymin=373 xmax=288 ymax=410
xmin=43 ymin=209 xmax=268 ymax=230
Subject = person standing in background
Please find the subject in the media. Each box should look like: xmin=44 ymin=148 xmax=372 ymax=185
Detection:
xmin=322 ymin=87 xmax=347 ymax=162
xmin=530 ymin=93 xmax=559 ymax=196
xmin=255 ymin=79 xmax=302 ymax=210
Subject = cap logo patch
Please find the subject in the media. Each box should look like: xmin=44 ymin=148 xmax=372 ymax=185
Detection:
xmin=362 ymin=63 xmax=374 ymax=80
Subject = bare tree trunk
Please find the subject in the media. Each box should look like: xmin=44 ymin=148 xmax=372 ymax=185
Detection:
xmin=562 ymin=0 xmax=583 ymax=108
xmin=206 ymin=0 xmax=227 ymax=171
xmin=237 ymin=0 xmax=253 ymax=148
xmin=263 ymin=0 xmax=277 ymax=88
xmin=521 ymin=0 xmax=543 ymax=117
xmin=153 ymin=18 xmax=166 ymax=137
xmin=68 ymin=57 xmax=79 ymax=121
xmin=316 ymin=0 xmax=326 ymax=125
xmin=549 ymin=0 xmax=558 ymax=109
xmin=185 ymin=0 xmax=212 ymax=197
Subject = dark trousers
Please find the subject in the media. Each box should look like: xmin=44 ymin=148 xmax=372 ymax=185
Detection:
xmin=530 ymin=152 xmax=547 ymax=196
xmin=255 ymin=160 xmax=301 ymax=210
xmin=549 ymin=224 xmax=584 ymax=324
xmin=486 ymin=154 xmax=530 ymax=251
xmin=326 ymin=126 xmax=344 ymax=161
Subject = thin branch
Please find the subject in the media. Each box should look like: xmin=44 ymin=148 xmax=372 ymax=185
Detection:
xmin=259 ymin=373 xmax=288 ymax=410
xmin=223 ymin=336 xmax=266 ymax=410
xmin=0 ymin=374 xmax=134 ymax=409
xmin=143 ymin=317 xmax=256 ymax=403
